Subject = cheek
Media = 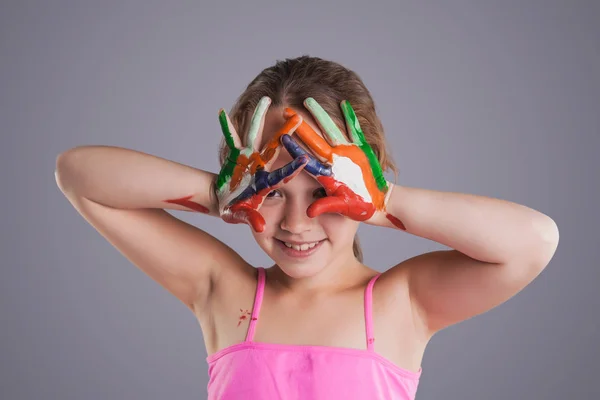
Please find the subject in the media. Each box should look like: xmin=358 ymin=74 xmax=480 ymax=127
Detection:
xmin=260 ymin=202 xmax=284 ymax=228
xmin=318 ymin=214 xmax=359 ymax=241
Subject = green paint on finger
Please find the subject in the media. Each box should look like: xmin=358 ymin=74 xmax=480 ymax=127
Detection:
xmin=216 ymin=154 xmax=239 ymax=190
xmin=216 ymin=110 xmax=242 ymax=190
xmin=341 ymin=101 xmax=388 ymax=192
xmin=219 ymin=110 xmax=236 ymax=149
xmin=341 ymin=101 xmax=364 ymax=145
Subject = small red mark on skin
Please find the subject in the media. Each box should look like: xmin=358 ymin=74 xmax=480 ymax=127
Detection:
xmin=237 ymin=309 xmax=252 ymax=327
xmin=386 ymin=213 xmax=407 ymax=231
xmin=164 ymin=195 xmax=209 ymax=213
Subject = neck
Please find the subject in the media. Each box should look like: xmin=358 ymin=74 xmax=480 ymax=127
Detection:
xmin=267 ymin=251 xmax=373 ymax=297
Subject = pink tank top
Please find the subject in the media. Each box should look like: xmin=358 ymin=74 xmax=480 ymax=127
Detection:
xmin=206 ymin=267 xmax=422 ymax=399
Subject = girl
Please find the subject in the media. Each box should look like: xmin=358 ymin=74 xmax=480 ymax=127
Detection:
xmin=55 ymin=56 xmax=559 ymax=399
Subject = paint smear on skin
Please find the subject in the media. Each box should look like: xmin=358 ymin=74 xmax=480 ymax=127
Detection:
xmin=386 ymin=213 xmax=407 ymax=230
xmin=237 ymin=309 xmax=254 ymax=327
xmin=164 ymin=195 xmax=209 ymax=213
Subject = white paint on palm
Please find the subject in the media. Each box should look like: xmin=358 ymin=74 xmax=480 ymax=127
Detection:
xmin=331 ymin=154 xmax=371 ymax=203
xmin=217 ymin=173 xmax=253 ymax=213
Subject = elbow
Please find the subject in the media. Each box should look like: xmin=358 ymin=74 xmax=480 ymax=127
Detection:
xmin=529 ymin=217 xmax=560 ymax=271
xmin=55 ymin=149 xmax=80 ymax=193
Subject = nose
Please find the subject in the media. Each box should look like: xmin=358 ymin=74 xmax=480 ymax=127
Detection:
xmin=279 ymin=200 xmax=313 ymax=234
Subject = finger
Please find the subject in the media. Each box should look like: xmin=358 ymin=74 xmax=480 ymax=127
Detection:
xmin=340 ymin=100 xmax=388 ymax=192
xmin=307 ymin=196 xmax=349 ymax=218
xmin=247 ymin=96 xmax=272 ymax=151
xmin=260 ymin=113 xmax=303 ymax=169
xmin=246 ymin=209 xmax=266 ymax=233
xmin=281 ymin=134 xmax=331 ymax=176
xmin=218 ymin=109 xmax=242 ymax=150
xmin=283 ymin=108 xmax=296 ymax=119
xmin=285 ymin=108 xmax=333 ymax=161
xmin=228 ymin=181 xmax=257 ymax=204
xmin=304 ymin=97 xmax=349 ymax=146
xmin=265 ymin=154 xmax=309 ymax=187
xmin=229 ymin=206 xmax=266 ymax=233
xmin=340 ymin=100 xmax=366 ymax=146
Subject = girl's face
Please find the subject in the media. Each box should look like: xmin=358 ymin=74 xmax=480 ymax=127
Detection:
xmin=250 ymin=107 xmax=360 ymax=279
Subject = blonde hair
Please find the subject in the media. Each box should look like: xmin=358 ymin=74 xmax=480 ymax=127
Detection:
xmin=218 ymin=55 xmax=397 ymax=262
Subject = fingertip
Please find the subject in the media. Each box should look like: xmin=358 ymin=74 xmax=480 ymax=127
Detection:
xmin=289 ymin=113 xmax=302 ymax=126
xmin=249 ymin=213 xmax=265 ymax=233
xmin=283 ymin=107 xmax=297 ymax=118
xmin=306 ymin=204 xmax=320 ymax=219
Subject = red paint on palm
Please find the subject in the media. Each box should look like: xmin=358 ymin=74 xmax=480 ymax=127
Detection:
xmin=223 ymin=185 xmax=276 ymax=232
xmin=310 ymin=176 xmax=376 ymax=221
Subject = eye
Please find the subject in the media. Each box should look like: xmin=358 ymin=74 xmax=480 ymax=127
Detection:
xmin=313 ymin=188 xmax=327 ymax=199
xmin=266 ymin=190 xmax=282 ymax=198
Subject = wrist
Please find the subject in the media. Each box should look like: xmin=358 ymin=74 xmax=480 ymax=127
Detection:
xmin=209 ymin=177 xmax=223 ymax=217
xmin=383 ymin=181 xmax=395 ymax=210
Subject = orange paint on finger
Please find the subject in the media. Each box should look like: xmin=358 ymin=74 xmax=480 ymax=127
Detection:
xmin=230 ymin=154 xmax=250 ymax=190
xmin=257 ymin=114 xmax=303 ymax=170
xmin=284 ymin=110 xmax=333 ymax=161
xmin=294 ymin=122 xmax=333 ymax=160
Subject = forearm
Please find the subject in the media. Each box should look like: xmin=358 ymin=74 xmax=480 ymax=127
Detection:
xmin=55 ymin=145 xmax=219 ymax=216
xmin=385 ymin=183 xmax=559 ymax=264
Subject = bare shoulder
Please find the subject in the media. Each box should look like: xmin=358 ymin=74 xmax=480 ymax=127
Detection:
xmin=373 ymin=261 xmax=433 ymax=344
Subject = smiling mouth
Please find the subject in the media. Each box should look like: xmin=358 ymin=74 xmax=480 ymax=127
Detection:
xmin=275 ymin=239 xmax=326 ymax=256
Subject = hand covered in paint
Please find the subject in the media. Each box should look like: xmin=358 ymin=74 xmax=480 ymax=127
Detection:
xmin=281 ymin=98 xmax=402 ymax=228
xmin=215 ymin=96 xmax=308 ymax=233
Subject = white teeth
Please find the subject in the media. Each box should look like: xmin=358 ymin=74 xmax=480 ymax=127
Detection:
xmin=283 ymin=241 xmax=320 ymax=251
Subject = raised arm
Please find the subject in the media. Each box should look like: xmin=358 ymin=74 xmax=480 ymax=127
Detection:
xmin=55 ymin=145 xmax=247 ymax=312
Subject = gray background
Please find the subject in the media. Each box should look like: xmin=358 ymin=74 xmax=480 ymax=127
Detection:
xmin=2 ymin=0 xmax=598 ymax=399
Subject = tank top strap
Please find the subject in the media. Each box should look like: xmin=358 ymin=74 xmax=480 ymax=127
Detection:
xmin=245 ymin=267 xmax=266 ymax=342
xmin=364 ymin=272 xmax=382 ymax=351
